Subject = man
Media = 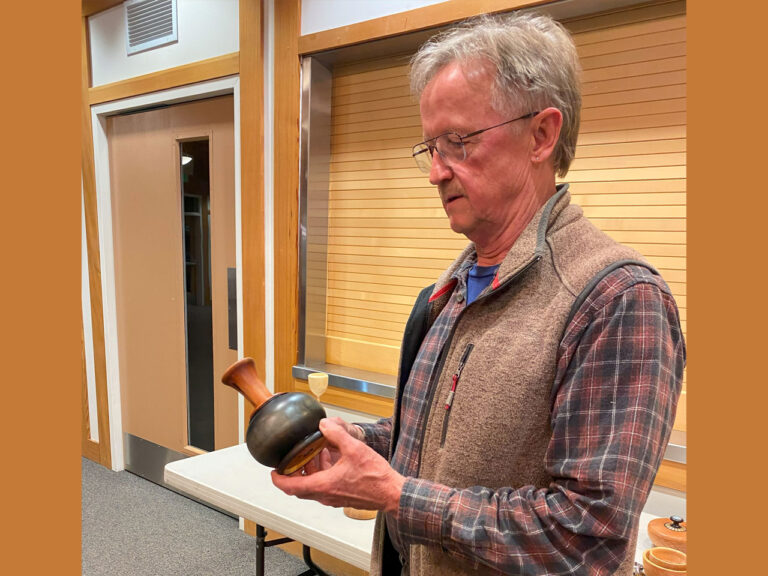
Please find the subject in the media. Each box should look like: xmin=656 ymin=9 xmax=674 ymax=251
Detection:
xmin=273 ymin=12 xmax=685 ymax=576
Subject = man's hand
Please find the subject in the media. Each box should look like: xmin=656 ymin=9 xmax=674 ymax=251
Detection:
xmin=270 ymin=418 xmax=405 ymax=514
xmin=301 ymin=417 xmax=363 ymax=470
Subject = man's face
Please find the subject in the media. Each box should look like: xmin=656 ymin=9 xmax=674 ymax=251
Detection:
xmin=419 ymin=62 xmax=535 ymax=248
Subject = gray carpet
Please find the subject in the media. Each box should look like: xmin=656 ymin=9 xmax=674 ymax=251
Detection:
xmin=82 ymin=457 xmax=314 ymax=575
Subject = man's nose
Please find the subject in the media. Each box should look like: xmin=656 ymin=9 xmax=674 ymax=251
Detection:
xmin=429 ymin=151 xmax=453 ymax=185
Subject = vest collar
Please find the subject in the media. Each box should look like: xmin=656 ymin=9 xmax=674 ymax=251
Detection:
xmin=430 ymin=183 xmax=571 ymax=301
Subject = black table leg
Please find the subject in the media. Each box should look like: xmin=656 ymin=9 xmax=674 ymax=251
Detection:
xmin=302 ymin=545 xmax=331 ymax=576
xmin=253 ymin=524 xmax=331 ymax=576
xmin=255 ymin=524 xmax=266 ymax=576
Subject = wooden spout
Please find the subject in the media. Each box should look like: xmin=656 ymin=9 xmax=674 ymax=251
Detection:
xmin=221 ymin=358 xmax=272 ymax=411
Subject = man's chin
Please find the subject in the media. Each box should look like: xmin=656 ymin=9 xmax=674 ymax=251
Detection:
xmin=447 ymin=218 xmax=469 ymax=237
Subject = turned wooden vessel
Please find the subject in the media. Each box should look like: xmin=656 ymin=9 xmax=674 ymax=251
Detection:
xmin=343 ymin=507 xmax=378 ymax=520
xmin=647 ymin=515 xmax=687 ymax=554
xmin=642 ymin=547 xmax=687 ymax=576
xmin=221 ymin=358 xmax=327 ymax=475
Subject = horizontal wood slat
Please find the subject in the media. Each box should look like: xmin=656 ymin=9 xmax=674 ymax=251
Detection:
xmin=330 ymin=152 xmax=686 ymax=175
xmin=576 ymin=139 xmax=685 ymax=158
xmin=576 ymin=27 xmax=685 ymax=58
xmin=332 ymin=114 xmax=421 ymax=136
xmin=329 ymin=303 xmax=414 ymax=323
xmin=317 ymin=7 xmax=687 ymax=437
xmin=583 ymin=70 xmax=685 ymax=96
xmin=328 ymin=296 xmax=414 ymax=316
xmin=327 ymin=260 xmax=444 ymax=286
xmin=580 ymin=42 xmax=686 ymax=70
xmin=328 ymin=252 xmax=454 ymax=270
xmin=333 ymin=74 xmax=410 ymax=97
xmin=335 ymin=95 xmax=418 ymax=117
xmin=328 ymin=322 xmax=404 ymax=344
xmin=576 ymin=125 xmax=686 ymax=146
xmin=581 ymin=56 xmax=685 ymax=84
xmin=581 ymin=99 xmax=685 ymax=122
xmin=330 ymin=235 xmax=468 ymax=250
xmin=570 ymin=10 xmax=684 ymax=45
xmin=335 ymin=105 xmax=420 ymax=127
xmin=328 ymin=216 xmax=457 ymax=229
xmin=332 ymin=125 xmax=423 ymax=145
xmin=334 ymin=62 xmax=410 ymax=86
xmin=333 ymin=84 xmax=413 ymax=106
xmin=325 ymin=336 xmax=399 ymax=376
xmin=564 ymin=0 xmax=685 ymax=36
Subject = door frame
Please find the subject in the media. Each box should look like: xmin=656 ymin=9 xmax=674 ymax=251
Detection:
xmin=91 ymin=76 xmax=244 ymax=471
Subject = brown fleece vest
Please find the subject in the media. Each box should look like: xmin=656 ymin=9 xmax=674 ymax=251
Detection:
xmin=371 ymin=188 xmax=643 ymax=576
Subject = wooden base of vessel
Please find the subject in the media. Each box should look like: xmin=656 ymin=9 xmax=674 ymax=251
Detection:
xmin=343 ymin=507 xmax=378 ymax=520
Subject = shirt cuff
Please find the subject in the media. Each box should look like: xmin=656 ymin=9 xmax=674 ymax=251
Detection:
xmin=396 ymin=477 xmax=454 ymax=548
xmin=356 ymin=422 xmax=391 ymax=458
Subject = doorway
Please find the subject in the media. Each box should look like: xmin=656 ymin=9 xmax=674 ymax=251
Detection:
xmin=107 ymin=95 xmax=238 ymax=485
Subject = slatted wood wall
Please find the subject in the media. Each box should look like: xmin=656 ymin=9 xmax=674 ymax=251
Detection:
xmin=324 ymin=1 xmax=686 ymax=431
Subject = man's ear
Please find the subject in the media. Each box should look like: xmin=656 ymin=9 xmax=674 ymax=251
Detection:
xmin=530 ymin=107 xmax=563 ymax=164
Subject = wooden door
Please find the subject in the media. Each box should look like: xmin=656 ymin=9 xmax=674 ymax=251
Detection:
xmin=108 ymin=96 xmax=238 ymax=474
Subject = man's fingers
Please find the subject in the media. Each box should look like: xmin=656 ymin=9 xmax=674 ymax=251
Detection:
xmin=271 ymin=468 xmax=328 ymax=501
xmin=319 ymin=447 xmax=333 ymax=469
xmin=303 ymin=449 xmax=328 ymax=475
xmin=318 ymin=418 xmax=358 ymax=450
xmin=303 ymin=459 xmax=318 ymax=475
xmin=271 ymin=469 xmax=307 ymax=491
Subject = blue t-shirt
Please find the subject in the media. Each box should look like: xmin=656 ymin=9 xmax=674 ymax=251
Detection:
xmin=466 ymin=263 xmax=500 ymax=305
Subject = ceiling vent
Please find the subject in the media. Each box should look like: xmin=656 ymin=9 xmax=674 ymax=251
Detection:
xmin=125 ymin=0 xmax=178 ymax=56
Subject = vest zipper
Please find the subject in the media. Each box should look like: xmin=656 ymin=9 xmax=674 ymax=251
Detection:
xmin=440 ymin=342 xmax=473 ymax=447
xmin=415 ymin=254 xmax=541 ymax=477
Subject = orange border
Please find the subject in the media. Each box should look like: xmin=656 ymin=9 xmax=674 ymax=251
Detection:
xmin=688 ymin=2 xmax=767 ymax=574
xmin=697 ymin=0 xmax=760 ymax=571
xmin=4 ymin=1 xmax=80 ymax=573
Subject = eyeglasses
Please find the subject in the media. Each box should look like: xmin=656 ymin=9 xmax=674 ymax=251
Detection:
xmin=411 ymin=111 xmax=540 ymax=173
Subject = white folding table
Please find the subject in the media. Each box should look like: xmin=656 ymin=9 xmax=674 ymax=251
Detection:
xmin=165 ymin=443 xmax=657 ymax=575
xmin=164 ymin=443 xmax=375 ymax=575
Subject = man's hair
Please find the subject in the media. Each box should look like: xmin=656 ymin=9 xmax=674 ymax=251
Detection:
xmin=410 ymin=12 xmax=582 ymax=177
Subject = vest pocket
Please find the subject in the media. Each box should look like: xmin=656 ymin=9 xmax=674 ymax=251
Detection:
xmin=440 ymin=342 xmax=474 ymax=447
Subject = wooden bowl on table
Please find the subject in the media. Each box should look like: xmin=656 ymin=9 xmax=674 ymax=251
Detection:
xmin=648 ymin=515 xmax=687 ymax=553
xmin=648 ymin=547 xmax=686 ymax=571
xmin=642 ymin=547 xmax=686 ymax=576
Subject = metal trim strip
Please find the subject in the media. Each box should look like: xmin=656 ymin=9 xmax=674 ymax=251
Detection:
xmin=663 ymin=442 xmax=686 ymax=464
xmin=124 ymin=433 xmax=236 ymax=518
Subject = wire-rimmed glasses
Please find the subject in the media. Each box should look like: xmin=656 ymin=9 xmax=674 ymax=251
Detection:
xmin=411 ymin=111 xmax=540 ymax=173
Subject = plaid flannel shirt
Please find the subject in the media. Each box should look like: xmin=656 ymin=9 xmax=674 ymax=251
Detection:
xmin=359 ymin=261 xmax=684 ymax=575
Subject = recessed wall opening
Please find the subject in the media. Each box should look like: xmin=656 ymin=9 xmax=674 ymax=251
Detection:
xmin=292 ymin=1 xmax=687 ymax=466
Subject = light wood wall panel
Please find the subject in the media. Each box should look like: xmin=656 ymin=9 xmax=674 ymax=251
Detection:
xmin=273 ymin=0 xmax=302 ymax=394
xmin=81 ymin=16 xmax=112 ymax=468
xmin=321 ymin=3 xmax=687 ymax=436
xmin=240 ymin=0 xmax=266 ymax=394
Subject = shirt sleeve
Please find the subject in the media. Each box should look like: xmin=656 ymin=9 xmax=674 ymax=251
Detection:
xmin=393 ymin=274 xmax=685 ymax=575
xmin=357 ymin=417 xmax=393 ymax=459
